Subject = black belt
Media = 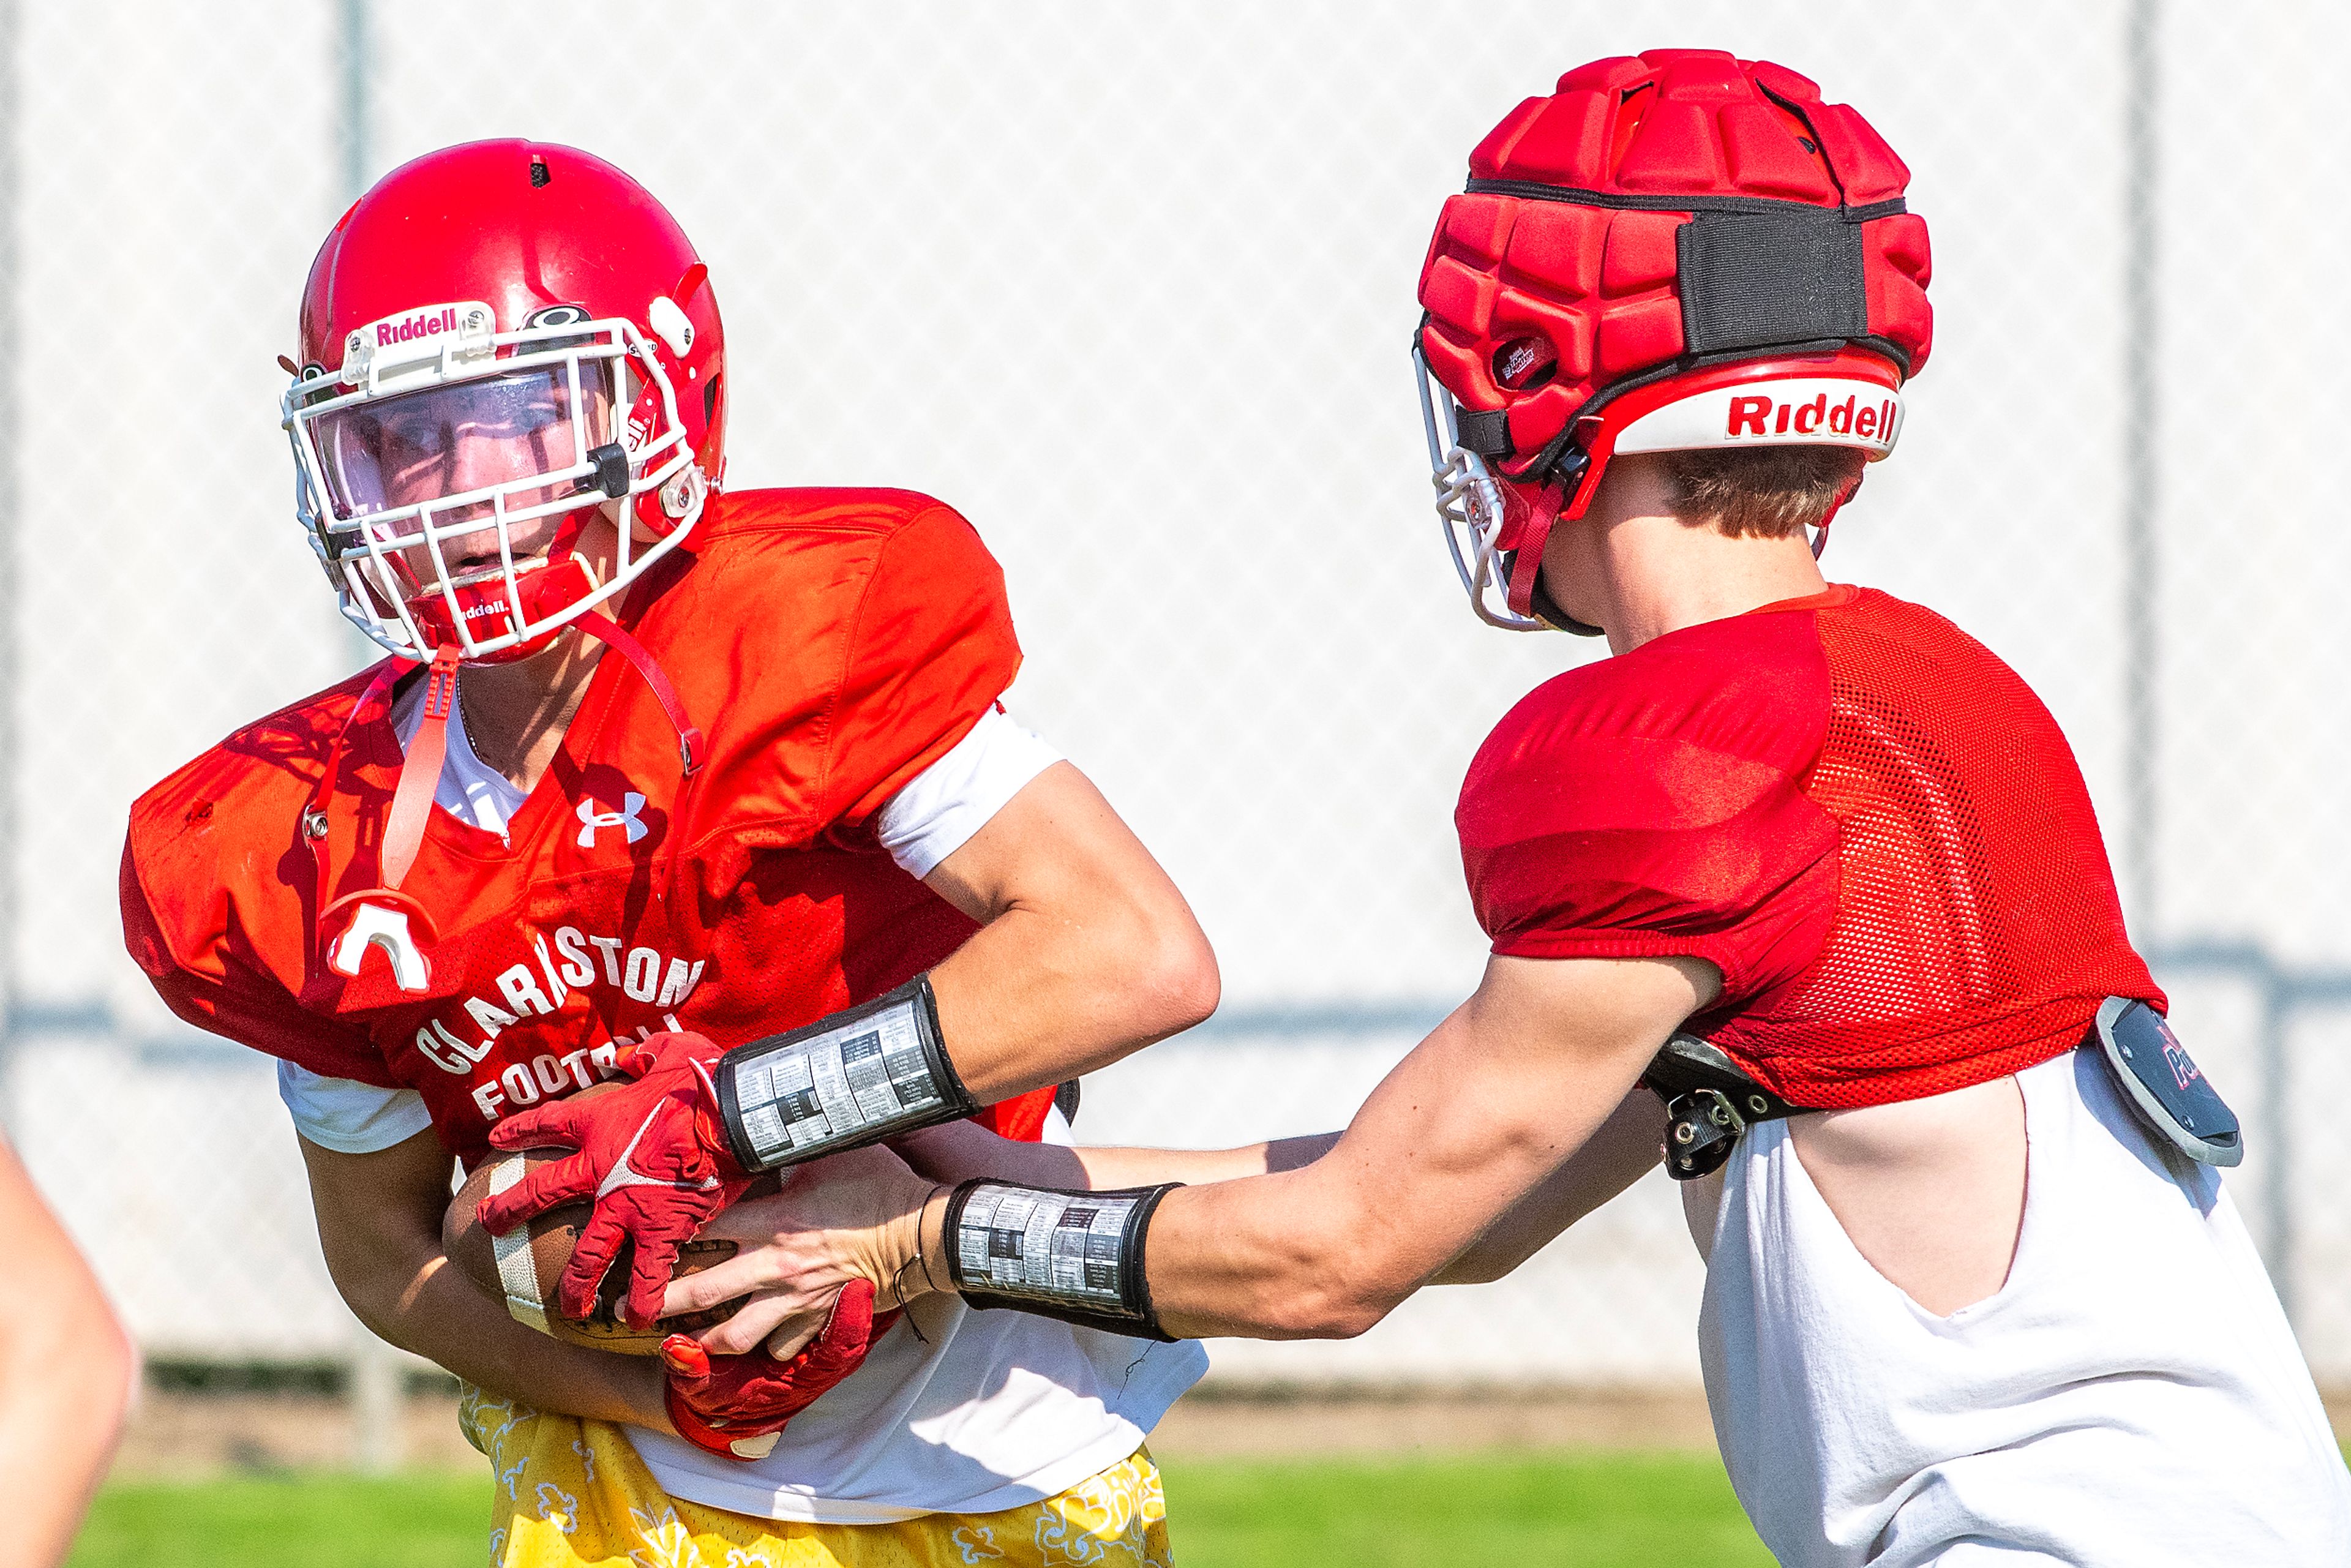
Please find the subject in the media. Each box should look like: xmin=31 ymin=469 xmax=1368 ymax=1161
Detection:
xmin=1640 ymin=1033 xmax=1800 ymax=1182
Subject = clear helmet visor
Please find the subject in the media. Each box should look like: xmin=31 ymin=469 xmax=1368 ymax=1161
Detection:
xmin=314 ymin=359 xmax=618 ymax=527
xmin=283 ymin=308 xmax=703 ymax=664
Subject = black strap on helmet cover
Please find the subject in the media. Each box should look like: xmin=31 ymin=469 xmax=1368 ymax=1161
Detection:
xmin=1451 ymin=184 xmax=1907 ymax=483
xmin=1675 ymin=205 xmax=1870 ymax=358
xmin=1454 ymin=407 xmax=1514 ymax=460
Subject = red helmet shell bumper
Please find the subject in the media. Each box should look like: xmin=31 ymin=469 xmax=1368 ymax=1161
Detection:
xmin=1558 ymin=349 xmax=1905 ymax=520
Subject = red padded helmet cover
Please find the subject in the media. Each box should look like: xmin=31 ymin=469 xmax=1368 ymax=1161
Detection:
xmin=1418 ymin=52 xmax=1932 ymax=481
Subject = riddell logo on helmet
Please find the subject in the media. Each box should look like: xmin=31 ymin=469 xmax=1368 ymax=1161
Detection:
xmin=378 ymin=307 xmax=462 ymax=347
xmin=1726 ymin=392 xmax=1898 ymax=444
xmin=346 ymin=301 xmax=494 ymax=364
xmin=1611 ymin=378 xmax=1905 ymax=460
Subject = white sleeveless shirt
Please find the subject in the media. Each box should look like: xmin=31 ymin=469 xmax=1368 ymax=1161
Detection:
xmin=1698 ymin=1045 xmax=2351 ymax=1566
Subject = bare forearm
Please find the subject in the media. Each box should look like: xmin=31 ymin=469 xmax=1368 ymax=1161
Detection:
xmin=1075 ymin=1133 xmax=1338 ymax=1190
xmin=1430 ymin=1089 xmax=1665 ymax=1285
xmin=0 ymin=1305 xmax=132 ymax=1568
xmin=927 ymin=904 xmax=1216 ymax=1100
xmin=894 ymin=1119 xmax=1339 ymax=1192
xmin=302 ymin=1133 xmax=669 ymax=1433
xmin=347 ymin=1248 xmax=670 ymax=1430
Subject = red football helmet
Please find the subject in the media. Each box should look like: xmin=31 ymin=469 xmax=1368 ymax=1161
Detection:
xmin=1414 ymin=51 xmax=1934 ymax=629
xmin=284 ymin=140 xmax=726 ymax=662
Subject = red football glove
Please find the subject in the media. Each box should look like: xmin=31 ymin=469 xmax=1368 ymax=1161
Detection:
xmin=658 ymin=1281 xmax=888 ymax=1461
xmin=478 ymin=1032 xmax=751 ymax=1330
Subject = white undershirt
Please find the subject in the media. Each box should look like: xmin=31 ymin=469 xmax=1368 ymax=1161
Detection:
xmin=280 ymin=694 xmax=1204 ymax=1520
xmin=1700 ymin=1047 xmax=2351 ymax=1566
xmin=390 ymin=678 xmax=530 ymax=839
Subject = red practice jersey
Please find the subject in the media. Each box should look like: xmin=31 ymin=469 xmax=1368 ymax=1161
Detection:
xmin=122 ymin=489 xmax=1059 ymax=1165
xmin=1457 ymin=584 xmax=2162 ymax=1109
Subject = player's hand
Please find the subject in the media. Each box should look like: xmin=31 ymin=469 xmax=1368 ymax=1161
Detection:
xmin=661 ymin=1144 xmax=937 ymax=1359
xmin=658 ymin=1280 xmax=880 ymax=1461
xmin=477 ymin=1032 xmax=751 ymax=1330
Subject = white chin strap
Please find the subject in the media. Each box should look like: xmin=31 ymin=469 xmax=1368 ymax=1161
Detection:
xmin=1414 ymin=348 xmax=1546 ymax=633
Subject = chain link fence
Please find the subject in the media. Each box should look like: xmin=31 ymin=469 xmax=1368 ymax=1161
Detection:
xmin=2 ymin=0 xmax=2346 ymax=1438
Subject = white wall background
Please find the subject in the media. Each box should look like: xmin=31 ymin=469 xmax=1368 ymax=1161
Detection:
xmin=3 ymin=1 xmax=2348 ymax=1387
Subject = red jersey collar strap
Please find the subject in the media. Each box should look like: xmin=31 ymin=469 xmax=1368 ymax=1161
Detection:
xmin=305 ymin=607 xmax=706 ymax=997
xmin=379 ymin=647 xmax=461 ymax=890
xmin=1499 ymin=481 xmax=1566 ymax=620
xmin=304 ymin=659 xmax=444 ymax=993
xmin=576 ymin=610 xmax=706 ymax=775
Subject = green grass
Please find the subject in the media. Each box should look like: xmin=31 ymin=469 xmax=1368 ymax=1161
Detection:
xmin=1161 ymin=1450 xmax=1771 ymax=1567
xmin=79 ymin=1443 xmax=2351 ymax=1566
xmin=69 ymin=1472 xmax=490 ymax=1568
xmin=70 ymin=1451 xmax=1767 ymax=1568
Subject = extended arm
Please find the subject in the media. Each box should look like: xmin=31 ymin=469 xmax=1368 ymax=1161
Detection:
xmin=990 ymin=952 xmax=1705 ymax=1339
xmin=889 ymin=1120 xmax=1340 ymax=1194
xmin=1427 ymin=1087 xmax=1665 ymax=1285
xmin=669 ymin=953 xmax=1708 ymax=1352
xmin=882 ymin=1085 xmax=1663 ymax=1283
xmin=0 ymin=1139 xmax=134 ymax=1568
xmin=299 ymin=1128 xmax=672 ymax=1430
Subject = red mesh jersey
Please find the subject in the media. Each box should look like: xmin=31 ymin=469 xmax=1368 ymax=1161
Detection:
xmin=1458 ymin=585 xmax=2162 ymax=1108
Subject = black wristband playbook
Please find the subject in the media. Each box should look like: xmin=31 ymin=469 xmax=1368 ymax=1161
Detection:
xmin=713 ymin=975 xmax=980 ymax=1172
xmin=945 ymin=1179 xmax=1180 ymax=1341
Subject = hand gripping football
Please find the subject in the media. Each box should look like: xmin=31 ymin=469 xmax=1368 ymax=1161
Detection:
xmin=443 ymin=1108 xmax=778 ymax=1356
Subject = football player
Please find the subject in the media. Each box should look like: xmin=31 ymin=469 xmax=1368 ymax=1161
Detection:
xmin=638 ymin=54 xmax=2351 ymax=1564
xmin=0 ymin=1136 xmax=133 ymax=1568
xmin=120 ymin=142 xmax=1214 ymax=1566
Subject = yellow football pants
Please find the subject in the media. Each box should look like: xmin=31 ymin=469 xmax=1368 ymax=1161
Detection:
xmin=459 ymin=1384 xmax=1173 ymax=1567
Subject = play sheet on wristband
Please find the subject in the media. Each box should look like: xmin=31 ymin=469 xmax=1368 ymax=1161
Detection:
xmin=733 ymin=1010 xmax=949 ymax=1163
xmin=958 ymin=1187 xmax=1136 ymax=1307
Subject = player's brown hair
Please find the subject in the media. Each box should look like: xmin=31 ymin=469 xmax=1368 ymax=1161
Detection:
xmin=1662 ymin=446 xmax=1867 ymax=540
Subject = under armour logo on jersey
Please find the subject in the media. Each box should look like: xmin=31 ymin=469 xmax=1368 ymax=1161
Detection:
xmin=576 ymin=792 xmax=649 ymax=849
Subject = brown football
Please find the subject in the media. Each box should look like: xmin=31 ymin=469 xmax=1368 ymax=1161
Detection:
xmin=443 ymin=1094 xmax=778 ymax=1356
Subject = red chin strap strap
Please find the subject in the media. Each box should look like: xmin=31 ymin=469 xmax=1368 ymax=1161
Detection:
xmin=1499 ymin=479 xmax=1567 ymax=620
xmin=574 ymin=610 xmax=706 ymax=775
xmin=313 ymin=612 xmax=704 ymax=995
xmin=1811 ymin=473 xmax=1865 ymax=560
